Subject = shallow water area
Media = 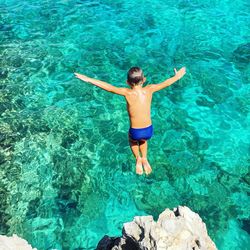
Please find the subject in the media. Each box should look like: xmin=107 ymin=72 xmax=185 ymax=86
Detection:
xmin=0 ymin=0 xmax=250 ymax=249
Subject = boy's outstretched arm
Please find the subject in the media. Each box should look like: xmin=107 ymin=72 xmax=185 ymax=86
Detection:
xmin=148 ymin=67 xmax=186 ymax=93
xmin=74 ymin=73 xmax=128 ymax=96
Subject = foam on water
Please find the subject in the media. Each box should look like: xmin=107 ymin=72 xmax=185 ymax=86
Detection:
xmin=0 ymin=0 xmax=249 ymax=249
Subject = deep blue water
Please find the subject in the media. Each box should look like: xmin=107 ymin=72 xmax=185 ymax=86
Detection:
xmin=0 ymin=0 xmax=250 ymax=249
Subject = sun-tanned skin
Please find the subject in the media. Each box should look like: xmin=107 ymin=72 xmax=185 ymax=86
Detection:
xmin=74 ymin=67 xmax=186 ymax=175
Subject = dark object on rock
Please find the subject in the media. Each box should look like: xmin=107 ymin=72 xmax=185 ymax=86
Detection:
xmin=96 ymin=235 xmax=140 ymax=250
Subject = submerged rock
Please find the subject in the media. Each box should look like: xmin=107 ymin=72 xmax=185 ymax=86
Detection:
xmin=0 ymin=234 xmax=37 ymax=250
xmin=96 ymin=206 xmax=217 ymax=250
xmin=232 ymin=43 xmax=250 ymax=68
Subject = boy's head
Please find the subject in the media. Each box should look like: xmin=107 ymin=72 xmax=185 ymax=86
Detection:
xmin=127 ymin=67 xmax=146 ymax=86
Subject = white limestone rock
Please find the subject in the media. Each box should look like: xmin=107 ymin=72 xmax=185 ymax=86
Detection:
xmin=96 ymin=206 xmax=217 ymax=250
xmin=0 ymin=234 xmax=37 ymax=250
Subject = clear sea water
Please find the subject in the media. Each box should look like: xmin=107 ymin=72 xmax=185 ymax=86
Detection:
xmin=0 ymin=0 xmax=250 ymax=249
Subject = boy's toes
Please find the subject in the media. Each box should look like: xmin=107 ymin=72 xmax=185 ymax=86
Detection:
xmin=145 ymin=166 xmax=152 ymax=175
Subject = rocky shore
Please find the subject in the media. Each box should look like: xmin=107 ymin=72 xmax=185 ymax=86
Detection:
xmin=96 ymin=206 xmax=217 ymax=250
xmin=0 ymin=206 xmax=217 ymax=250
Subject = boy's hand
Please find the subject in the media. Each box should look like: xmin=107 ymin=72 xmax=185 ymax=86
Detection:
xmin=149 ymin=66 xmax=186 ymax=93
xmin=74 ymin=72 xmax=89 ymax=82
xmin=174 ymin=67 xmax=186 ymax=80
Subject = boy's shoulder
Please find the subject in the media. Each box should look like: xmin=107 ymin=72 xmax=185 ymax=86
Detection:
xmin=124 ymin=85 xmax=154 ymax=97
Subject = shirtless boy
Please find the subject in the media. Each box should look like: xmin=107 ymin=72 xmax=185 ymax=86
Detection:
xmin=74 ymin=66 xmax=186 ymax=175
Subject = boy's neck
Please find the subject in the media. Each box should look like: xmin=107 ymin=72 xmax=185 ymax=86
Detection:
xmin=131 ymin=84 xmax=143 ymax=90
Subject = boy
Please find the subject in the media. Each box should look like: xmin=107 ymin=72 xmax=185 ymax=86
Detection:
xmin=74 ymin=66 xmax=186 ymax=175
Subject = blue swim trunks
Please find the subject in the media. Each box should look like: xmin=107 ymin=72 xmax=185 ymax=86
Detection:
xmin=129 ymin=125 xmax=153 ymax=141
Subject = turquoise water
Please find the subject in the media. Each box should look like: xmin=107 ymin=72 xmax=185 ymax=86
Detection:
xmin=0 ymin=0 xmax=249 ymax=249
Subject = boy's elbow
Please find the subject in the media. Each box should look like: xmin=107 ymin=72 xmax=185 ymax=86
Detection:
xmin=105 ymin=86 xmax=117 ymax=94
xmin=106 ymin=86 xmax=113 ymax=92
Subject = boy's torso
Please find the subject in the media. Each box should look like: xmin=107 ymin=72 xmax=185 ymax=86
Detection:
xmin=124 ymin=86 xmax=153 ymax=128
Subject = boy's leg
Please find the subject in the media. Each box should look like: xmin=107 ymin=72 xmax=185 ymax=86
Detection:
xmin=138 ymin=139 xmax=147 ymax=158
xmin=129 ymin=138 xmax=140 ymax=158
xmin=139 ymin=140 xmax=152 ymax=175
xmin=128 ymin=135 xmax=143 ymax=175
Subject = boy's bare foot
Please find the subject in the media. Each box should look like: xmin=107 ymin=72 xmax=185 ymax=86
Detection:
xmin=136 ymin=156 xmax=143 ymax=175
xmin=142 ymin=157 xmax=152 ymax=175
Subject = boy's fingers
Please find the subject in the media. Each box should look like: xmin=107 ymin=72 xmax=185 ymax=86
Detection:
xmin=174 ymin=68 xmax=177 ymax=74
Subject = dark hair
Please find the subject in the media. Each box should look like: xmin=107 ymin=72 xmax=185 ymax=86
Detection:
xmin=127 ymin=67 xmax=144 ymax=85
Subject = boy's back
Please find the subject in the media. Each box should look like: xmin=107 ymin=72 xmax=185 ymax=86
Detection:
xmin=124 ymin=85 xmax=153 ymax=128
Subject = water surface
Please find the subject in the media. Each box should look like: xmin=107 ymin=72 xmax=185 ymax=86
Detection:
xmin=0 ymin=0 xmax=250 ymax=249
